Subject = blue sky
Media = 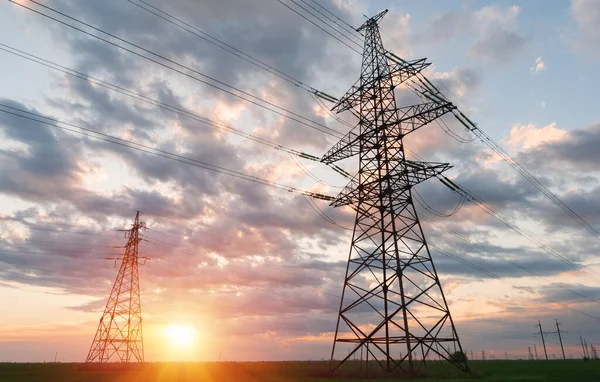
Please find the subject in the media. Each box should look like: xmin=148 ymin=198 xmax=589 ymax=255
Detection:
xmin=0 ymin=0 xmax=600 ymax=363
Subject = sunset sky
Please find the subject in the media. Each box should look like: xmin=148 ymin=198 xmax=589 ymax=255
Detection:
xmin=1 ymin=0 xmax=600 ymax=362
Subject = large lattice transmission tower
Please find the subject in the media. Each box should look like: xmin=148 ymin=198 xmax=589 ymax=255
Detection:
xmin=323 ymin=10 xmax=468 ymax=374
xmin=86 ymin=211 xmax=147 ymax=363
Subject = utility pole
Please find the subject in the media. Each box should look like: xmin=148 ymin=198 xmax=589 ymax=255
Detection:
xmin=86 ymin=211 xmax=148 ymax=363
xmin=325 ymin=9 xmax=467 ymax=374
xmin=534 ymin=344 xmax=539 ymax=360
xmin=482 ymin=350 xmax=486 ymax=361
xmin=580 ymin=336 xmax=587 ymax=359
xmin=585 ymin=339 xmax=590 ymax=360
xmin=528 ymin=347 xmax=533 ymax=361
xmin=534 ymin=321 xmax=549 ymax=360
xmin=555 ymin=319 xmax=566 ymax=360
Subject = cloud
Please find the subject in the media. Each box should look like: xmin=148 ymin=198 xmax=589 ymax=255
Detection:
xmin=520 ymin=122 xmax=600 ymax=172
xmin=530 ymin=56 xmax=546 ymax=72
xmin=469 ymin=5 xmax=527 ymax=63
xmin=3 ymin=0 xmax=600 ymax=363
xmin=507 ymin=122 xmax=566 ymax=151
xmin=415 ymin=5 xmax=527 ymax=64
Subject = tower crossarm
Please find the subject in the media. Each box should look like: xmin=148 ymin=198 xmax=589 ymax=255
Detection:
xmin=321 ymin=101 xmax=455 ymax=164
xmin=331 ymin=161 xmax=451 ymax=207
xmin=331 ymin=58 xmax=430 ymax=115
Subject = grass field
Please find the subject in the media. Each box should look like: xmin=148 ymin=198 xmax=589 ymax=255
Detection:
xmin=0 ymin=360 xmax=598 ymax=381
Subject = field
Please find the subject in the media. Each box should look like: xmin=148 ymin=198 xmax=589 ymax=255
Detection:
xmin=0 ymin=360 xmax=598 ymax=382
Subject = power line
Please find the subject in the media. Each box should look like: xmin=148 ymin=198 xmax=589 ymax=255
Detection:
xmin=11 ymin=0 xmax=344 ymax=139
xmin=443 ymin=177 xmax=600 ymax=286
xmin=413 ymin=188 xmax=464 ymax=218
xmin=301 ymin=195 xmax=352 ymax=231
xmin=430 ymin=244 xmax=600 ymax=322
xmin=299 ymin=3 xmax=600 ymax=274
xmin=8 ymin=0 xmax=600 ymax=332
xmin=406 ymin=53 xmax=600 ymax=243
xmin=287 ymin=0 xmax=363 ymax=49
xmin=421 ymin=214 xmax=600 ymax=306
xmin=275 ymin=0 xmax=362 ymax=54
xmin=127 ymin=0 xmax=355 ymax=124
xmin=274 ymin=3 xmax=591 ymax=332
xmin=305 ymin=0 xmax=362 ymax=38
xmin=0 ymin=103 xmax=334 ymax=202
xmin=127 ymin=0 xmax=319 ymax=94
xmin=0 ymin=44 xmax=353 ymax=184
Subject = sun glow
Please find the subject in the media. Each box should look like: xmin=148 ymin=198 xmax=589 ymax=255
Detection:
xmin=164 ymin=324 xmax=197 ymax=346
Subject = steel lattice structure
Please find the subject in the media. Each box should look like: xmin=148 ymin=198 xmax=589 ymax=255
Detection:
xmin=86 ymin=211 xmax=146 ymax=363
xmin=324 ymin=10 xmax=469 ymax=374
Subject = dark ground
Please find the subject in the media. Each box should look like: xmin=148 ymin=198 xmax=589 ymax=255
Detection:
xmin=0 ymin=360 xmax=598 ymax=381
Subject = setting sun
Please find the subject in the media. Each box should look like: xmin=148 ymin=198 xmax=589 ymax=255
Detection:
xmin=164 ymin=325 xmax=197 ymax=346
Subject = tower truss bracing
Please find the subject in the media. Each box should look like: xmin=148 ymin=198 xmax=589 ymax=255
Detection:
xmin=324 ymin=10 xmax=469 ymax=374
xmin=86 ymin=211 xmax=146 ymax=363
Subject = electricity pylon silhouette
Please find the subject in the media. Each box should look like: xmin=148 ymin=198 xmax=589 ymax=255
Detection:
xmin=322 ymin=10 xmax=468 ymax=374
xmin=86 ymin=211 xmax=147 ymax=363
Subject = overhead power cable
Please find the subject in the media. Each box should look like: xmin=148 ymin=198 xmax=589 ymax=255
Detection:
xmin=406 ymin=148 xmax=600 ymax=288
xmin=304 ymin=0 xmax=363 ymax=38
xmin=0 ymin=103 xmax=334 ymax=202
xmin=11 ymin=0 xmax=344 ymax=139
xmin=275 ymin=0 xmax=362 ymax=54
xmin=286 ymin=0 xmax=363 ymax=50
xmin=126 ymin=1 xmax=354 ymax=126
xmin=127 ymin=0 xmax=319 ymax=94
xmin=301 ymin=195 xmax=352 ymax=231
xmin=144 ymin=227 xmax=599 ymax=322
xmin=437 ymin=175 xmax=600 ymax=286
xmin=421 ymin=214 xmax=600 ymax=306
xmin=276 ymin=1 xmax=600 ymax=290
xmin=295 ymin=1 xmax=600 ymax=246
xmin=408 ymin=53 xmax=600 ymax=243
xmin=413 ymin=188 xmax=465 ymax=218
xmin=430 ymin=244 xmax=600 ymax=322
xmin=0 ymin=44 xmax=352 ymax=183
xmin=289 ymin=153 xmax=343 ymax=188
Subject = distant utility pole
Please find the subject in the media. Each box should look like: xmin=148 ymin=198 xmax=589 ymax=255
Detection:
xmin=591 ymin=345 xmax=599 ymax=360
xmin=505 ymin=352 xmax=508 ymax=360
xmin=534 ymin=321 xmax=549 ymax=360
xmin=555 ymin=319 xmax=566 ymax=360
xmin=585 ymin=339 xmax=590 ymax=359
xmin=534 ymin=344 xmax=539 ymax=360
xmin=580 ymin=336 xmax=588 ymax=359
xmin=528 ymin=347 xmax=534 ymax=361
xmin=482 ymin=350 xmax=486 ymax=361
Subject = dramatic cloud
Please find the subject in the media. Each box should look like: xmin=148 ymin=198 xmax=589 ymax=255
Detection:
xmin=1 ymin=0 xmax=599 ymax=363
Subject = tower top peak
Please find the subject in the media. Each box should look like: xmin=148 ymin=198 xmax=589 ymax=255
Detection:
xmin=356 ymin=9 xmax=388 ymax=32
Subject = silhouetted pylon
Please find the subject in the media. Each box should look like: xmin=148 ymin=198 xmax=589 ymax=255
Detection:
xmin=86 ymin=211 xmax=147 ymax=363
xmin=322 ymin=10 xmax=468 ymax=374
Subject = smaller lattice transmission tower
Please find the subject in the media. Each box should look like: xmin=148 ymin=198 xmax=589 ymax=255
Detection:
xmin=86 ymin=211 xmax=148 ymax=363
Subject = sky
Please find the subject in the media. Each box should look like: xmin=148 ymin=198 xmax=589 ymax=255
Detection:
xmin=1 ymin=0 xmax=600 ymax=363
